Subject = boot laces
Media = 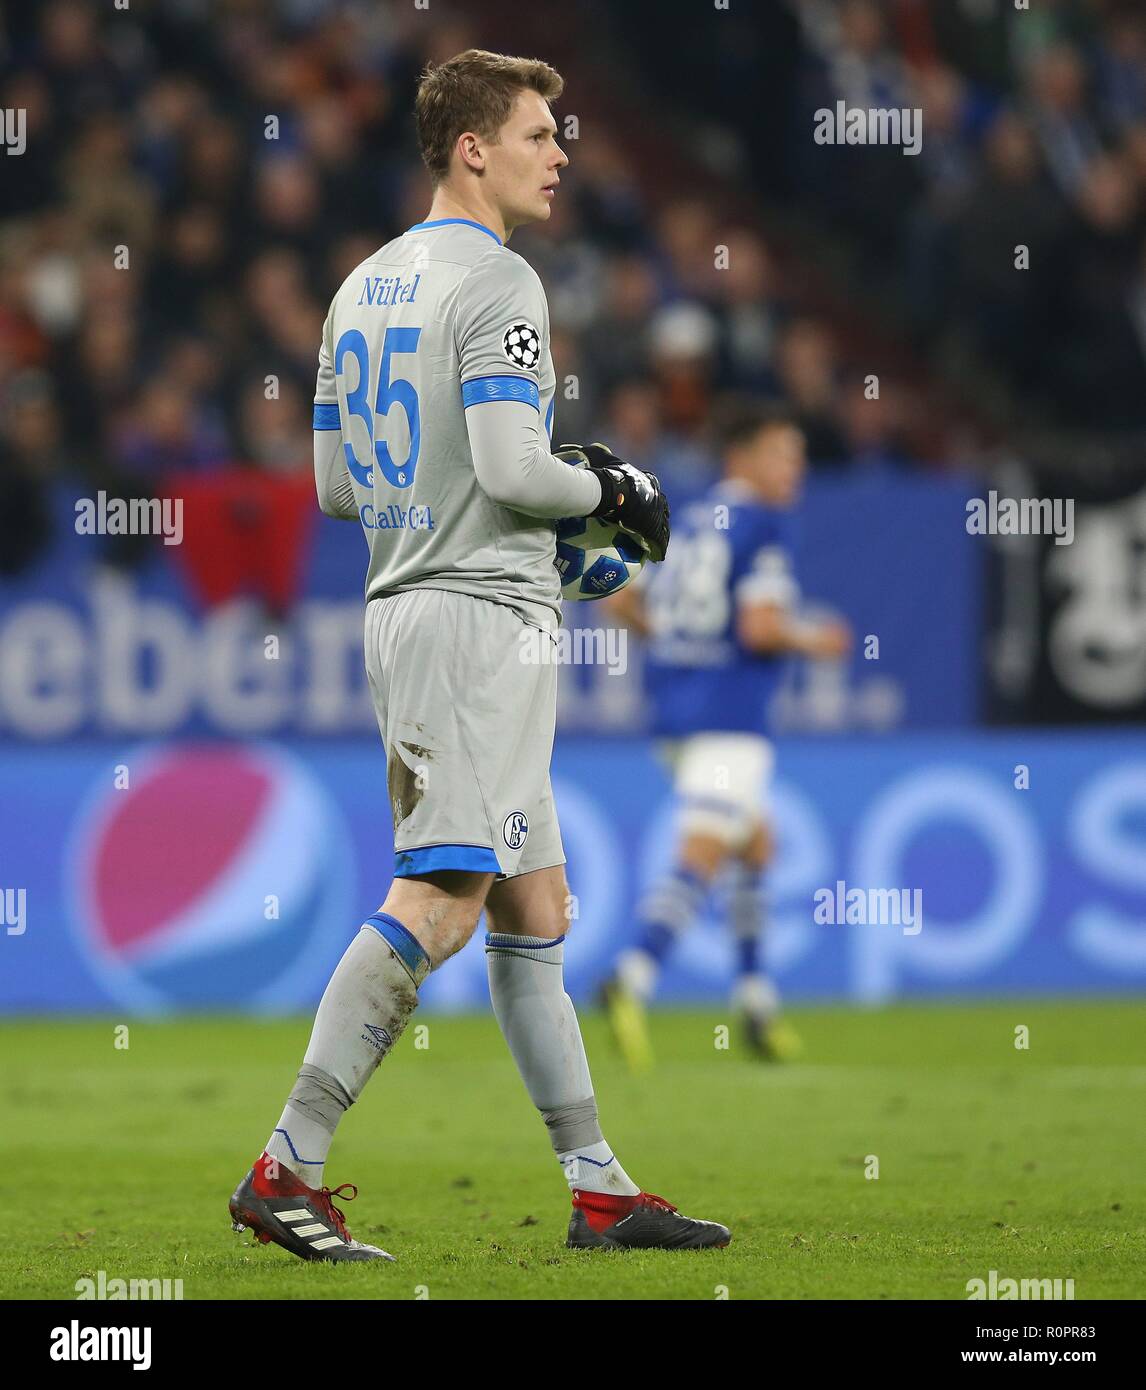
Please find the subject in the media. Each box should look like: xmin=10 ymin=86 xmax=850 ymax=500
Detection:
xmin=638 ymin=1192 xmax=679 ymax=1215
xmin=315 ymin=1182 xmax=358 ymax=1241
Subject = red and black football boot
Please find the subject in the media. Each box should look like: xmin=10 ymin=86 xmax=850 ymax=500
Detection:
xmin=566 ymin=1188 xmax=731 ymax=1250
xmin=229 ymin=1152 xmax=395 ymax=1262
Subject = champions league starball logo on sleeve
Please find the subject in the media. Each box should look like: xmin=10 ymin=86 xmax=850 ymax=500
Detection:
xmin=67 ymin=744 xmax=355 ymax=1014
xmin=502 ymin=322 xmax=541 ymax=371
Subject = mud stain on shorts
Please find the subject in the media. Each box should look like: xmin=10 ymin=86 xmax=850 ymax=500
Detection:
xmin=389 ymin=741 xmax=433 ymax=825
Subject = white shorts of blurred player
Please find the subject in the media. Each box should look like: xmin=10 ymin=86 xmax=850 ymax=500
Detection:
xmin=659 ymin=732 xmax=774 ymax=851
xmin=365 ymin=588 xmax=566 ymax=880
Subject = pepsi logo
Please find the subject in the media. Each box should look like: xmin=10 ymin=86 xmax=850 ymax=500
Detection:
xmin=68 ymin=744 xmax=353 ymax=1013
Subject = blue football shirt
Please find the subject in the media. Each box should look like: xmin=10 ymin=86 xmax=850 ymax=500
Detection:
xmin=643 ymin=480 xmax=800 ymax=737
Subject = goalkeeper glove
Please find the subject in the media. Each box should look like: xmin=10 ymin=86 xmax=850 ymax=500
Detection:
xmin=554 ymin=441 xmax=671 ymax=561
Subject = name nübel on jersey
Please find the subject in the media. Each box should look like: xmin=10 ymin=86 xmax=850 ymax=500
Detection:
xmin=357 ymin=273 xmax=422 ymax=307
xmin=360 ymin=504 xmax=436 ymax=531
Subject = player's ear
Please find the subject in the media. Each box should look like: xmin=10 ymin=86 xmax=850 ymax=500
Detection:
xmin=456 ymin=131 xmax=485 ymax=174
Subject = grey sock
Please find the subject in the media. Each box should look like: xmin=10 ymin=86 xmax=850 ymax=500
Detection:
xmin=485 ymin=931 xmax=638 ymax=1194
xmin=303 ymin=924 xmax=420 ymax=1102
xmin=485 ymin=933 xmax=593 ymax=1121
xmin=265 ymin=926 xmax=420 ymax=1182
xmin=288 ymin=1063 xmax=354 ymax=1132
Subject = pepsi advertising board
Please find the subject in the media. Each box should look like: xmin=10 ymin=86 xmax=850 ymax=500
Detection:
xmin=2 ymin=732 xmax=1143 ymax=1014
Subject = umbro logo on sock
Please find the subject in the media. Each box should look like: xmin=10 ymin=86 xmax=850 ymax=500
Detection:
xmin=361 ymin=1023 xmax=392 ymax=1051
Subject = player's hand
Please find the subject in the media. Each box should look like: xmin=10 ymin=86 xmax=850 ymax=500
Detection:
xmin=555 ymin=441 xmax=671 ymax=562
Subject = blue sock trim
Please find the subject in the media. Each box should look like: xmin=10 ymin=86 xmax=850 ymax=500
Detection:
xmin=363 ymin=912 xmax=431 ymax=987
xmin=736 ymin=936 xmax=760 ymax=976
xmin=731 ymin=869 xmax=766 ymax=976
xmin=636 ymin=921 xmax=677 ymax=963
xmin=672 ymin=863 xmax=709 ymax=893
xmin=635 ymin=863 xmax=709 ymax=962
xmin=484 ymin=933 xmax=565 ymax=949
xmin=272 ymin=1128 xmax=324 ymax=1166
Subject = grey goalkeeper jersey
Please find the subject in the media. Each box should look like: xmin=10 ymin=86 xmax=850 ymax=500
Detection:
xmin=313 ymin=217 xmax=597 ymax=629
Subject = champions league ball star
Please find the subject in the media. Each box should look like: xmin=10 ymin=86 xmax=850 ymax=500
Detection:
xmin=554 ymin=514 xmax=647 ymax=600
xmin=552 ymin=444 xmax=659 ymax=598
xmin=556 ymin=442 xmax=670 ymax=564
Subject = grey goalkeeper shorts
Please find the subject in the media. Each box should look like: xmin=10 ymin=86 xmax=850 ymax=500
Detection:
xmin=364 ymin=588 xmax=565 ymax=879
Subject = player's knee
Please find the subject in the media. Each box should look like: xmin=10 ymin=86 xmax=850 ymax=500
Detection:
xmin=411 ymin=897 xmax=483 ymax=970
xmin=380 ymin=871 xmax=491 ymax=970
xmin=438 ymin=902 xmax=484 ymax=961
xmin=542 ymin=874 xmax=574 ymax=939
xmin=678 ymin=832 xmax=730 ymax=881
xmin=485 ymin=898 xmax=563 ymax=941
xmin=739 ymin=821 xmax=773 ymax=871
xmin=485 ymin=871 xmax=570 ymax=940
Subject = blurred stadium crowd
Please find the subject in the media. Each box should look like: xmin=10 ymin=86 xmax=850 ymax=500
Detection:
xmin=1 ymin=0 xmax=1144 ymax=581
xmin=788 ymin=0 xmax=1146 ymax=437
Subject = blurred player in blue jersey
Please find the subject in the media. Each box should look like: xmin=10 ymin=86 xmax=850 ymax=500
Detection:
xmin=228 ymin=49 xmax=734 ymax=1262
xmin=603 ymin=398 xmax=850 ymax=1070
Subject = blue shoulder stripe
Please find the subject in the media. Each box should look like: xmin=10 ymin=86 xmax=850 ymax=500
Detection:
xmin=461 ymin=375 xmax=540 ymax=410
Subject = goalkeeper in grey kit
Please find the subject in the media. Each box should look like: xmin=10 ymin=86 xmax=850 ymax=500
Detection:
xmin=228 ymin=48 xmax=730 ymax=1258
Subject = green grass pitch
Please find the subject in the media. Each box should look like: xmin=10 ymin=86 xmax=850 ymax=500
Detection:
xmin=1 ymin=1001 xmax=1143 ymax=1300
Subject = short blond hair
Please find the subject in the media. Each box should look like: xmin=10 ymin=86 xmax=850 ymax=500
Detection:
xmin=415 ymin=48 xmax=564 ymax=187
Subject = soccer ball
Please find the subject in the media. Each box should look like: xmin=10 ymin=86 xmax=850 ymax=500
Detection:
xmin=554 ymin=514 xmax=646 ymax=600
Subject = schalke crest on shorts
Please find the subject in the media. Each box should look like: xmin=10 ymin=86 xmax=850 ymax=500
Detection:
xmin=502 ymin=322 xmax=541 ymax=371
xmin=503 ymin=810 xmax=529 ymax=849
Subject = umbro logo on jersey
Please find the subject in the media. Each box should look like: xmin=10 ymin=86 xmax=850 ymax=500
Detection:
xmin=502 ymin=322 xmax=541 ymax=371
xmin=362 ymin=1023 xmax=393 ymax=1050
